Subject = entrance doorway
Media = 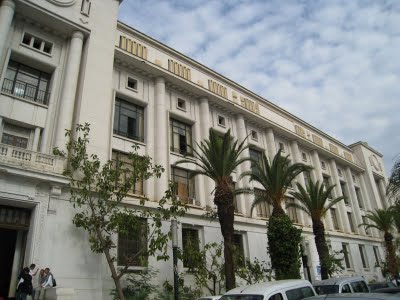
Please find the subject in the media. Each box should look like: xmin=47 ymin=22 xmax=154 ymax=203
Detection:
xmin=0 ymin=205 xmax=31 ymax=299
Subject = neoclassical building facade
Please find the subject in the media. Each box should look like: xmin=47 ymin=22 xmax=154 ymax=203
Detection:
xmin=0 ymin=0 xmax=391 ymax=299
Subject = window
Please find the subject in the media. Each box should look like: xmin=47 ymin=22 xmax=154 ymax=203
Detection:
xmin=182 ymin=227 xmax=200 ymax=267
xmin=21 ymin=32 xmax=53 ymax=55
xmin=358 ymin=245 xmax=369 ymax=268
xmin=2 ymin=60 xmax=51 ymax=104
xmin=347 ymin=212 xmax=355 ymax=232
xmin=303 ymin=171 xmax=311 ymax=188
xmin=278 ymin=142 xmax=285 ymax=152
xmin=352 ymin=174 xmax=357 ymax=184
xmin=269 ymin=293 xmax=284 ymax=300
xmin=171 ymin=167 xmax=195 ymax=204
xmin=255 ymin=189 xmax=271 ymax=218
xmin=323 ymin=176 xmax=332 ymax=198
xmin=112 ymin=151 xmax=144 ymax=195
xmin=249 ymin=148 xmax=263 ymax=172
xmin=373 ymin=246 xmax=381 ymax=266
xmin=251 ymin=130 xmax=258 ymax=141
xmin=1 ymin=133 xmax=28 ymax=149
xmin=218 ymin=115 xmax=226 ymax=127
xmin=1 ymin=123 xmax=31 ymax=149
xmin=362 ymin=216 xmax=370 ymax=235
xmin=117 ymin=218 xmax=147 ymax=266
xmin=350 ymin=281 xmax=369 ymax=293
xmin=285 ymin=287 xmax=315 ymax=300
xmin=81 ymin=0 xmax=91 ymax=15
xmin=286 ymin=198 xmax=298 ymax=223
xmin=233 ymin=233 xmax=245 ymax=267
xmin=127 ymin=77 xmax=137 ymax=90
xmin=170 ymin=119 xmax=192 ymax=155
xmin=355 ymin=187 xmax=363 ymax=209
xmin=302 ymin=152 xmax=307 ymax=162
xmin=341 ymin=284 xmax=351 ymax=293
xmin=337 ymin=168 xmax=343 ymax=177
xmin=330 ymin=208 xmax=339 ymax=230
xmin=177 ymin=98 xmax=186 ymax=110
xmin=113 ymin=98 xmax=144 ymax=142
xmin=321 ymin=160 xmax=326 ymax=170
xmin=340 ymin=182 xmax=348 ymax=204
xmin=342 ymin=243 xmax=352 ymax=269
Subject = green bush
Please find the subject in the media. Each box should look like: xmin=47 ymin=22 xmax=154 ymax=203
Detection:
xmin=267 ymin=215 xmax=302 ymax=280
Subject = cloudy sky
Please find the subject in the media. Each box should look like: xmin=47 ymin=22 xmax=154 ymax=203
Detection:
xmin=119 ymin=0 xmax=400 ymax=173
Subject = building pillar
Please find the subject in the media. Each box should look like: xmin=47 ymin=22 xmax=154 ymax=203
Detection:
xmin=289 ymin=140 xmax=307 ymax=226
xmin=32 ymin=127 xmax=41 ymax=152
xmin=193 ymin=105 xmax=206 ymax=207
xmin=329 ymin=159 xmax=351 ymax=233
xmin=0 ymin=0 xmax=15 ymax=65
xmin=235 ymin=114 xmax=252 ymax=216
xmin=344 ymin=167 xmax=362 ymax=234
xmin=265 ymin=127 xmax=276 ymax=162
xmin=358 ymin=174 xmax=378 ymax=237
xmin=54 ymin=31 xmax=84 ymax=151
xmin=154 ymin=77 xmax=168 ymax=201
xmin=377 ymin=179 xmax=388 ymax=208
xmin=199 ymin=97 xmax=214 ymax=208
xmin=311 ymin=150 xmax=333 ymax=231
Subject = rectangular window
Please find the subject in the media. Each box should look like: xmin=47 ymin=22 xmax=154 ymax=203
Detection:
xmin=1 ymin=133 xmax=28 ymax=149
xmin=218 ymin=115 xmax=226 ymax=127
xmin=373 ymin=246 xmax=381 ymax=266
xmin=112 ymin=151 xmax=144 ymax=195
xmin=177 ymin=98 xmax=186 ymax=110
xmin=251 ymin=130 xmax=258 ymax=141
xmin=340 ymin=182 xmax=349 ymax=204
xmin=249 ymin=148 xmax=263 ymax=172
xmin=347 ymin=212 xmax=355 ymax=232
xmin=286 ymin=198 xmax=298 ymax=223
xmin=278 ymin=142 xmax=285 ymax=152
xmin=127 ymin=77 xmax=138 ymax=90
xmin=171 ymin=167 xmax=195 ymax=204
xmin=2 ymin=60 xmax=51 ymax=105
xmin=182 ymin=227 xmax=200 ymax=268
xmin=117 ymin=218 xmax=147 ymax=266
xmin=113 ymin=98 xmax=144 ymax=142
xmin=233 ymin=233 xmax=245 ymax=267
xmin=330 ymin=208 xmax=340 ymax=230
xmin=355 ymin=187 xmax=364 ymax=209
xmin=323 ymin=176 xmax=332 ymax=198
xmin=170 ymin=119 xmax=192 ymax=155
xmin=302 ymin=152 xmax=307 ymax=162
xmin=342 ymin=243 xmax=352 ymax=269
xmin=321 ymin=161 xmax=326 ymax=170
xmin=1 ymin=123 xmax=31 ymax=149
xmin=362 ymin=216 xmax=370 ymax=235
xmin=255 ymin=189 xmax=271 ymax=218
xmin=358 ymin=245 xmax=369 ymax=268
xmin=21 ymin=32 xmax=53 ymax=55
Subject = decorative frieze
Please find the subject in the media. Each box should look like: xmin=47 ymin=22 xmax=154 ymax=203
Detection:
xmin=168 ymin=59 xmax=191 ymax=80
xmin=240 ymin=96 xmax=260 ymax=114
xmin=208 ymin=79 xmax=228 ymax=98
xmin=119 ymin=35 xmax=148 ymax=60
xmin=344 ymin=152 xmax=353 ymax=162
xmin=294 ymin=125 xmax=306 ymax=138
xmin=312 ymin=134 xmax=323 ymax=147
xmin=329 ymin=143 xmax=339 ymax=155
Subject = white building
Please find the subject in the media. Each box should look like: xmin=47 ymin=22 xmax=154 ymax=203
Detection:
xmin=0 ymin=0 xmax=391 ymax=299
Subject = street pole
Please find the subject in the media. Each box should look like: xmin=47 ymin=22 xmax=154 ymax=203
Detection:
xmin=171 ymin=219 xmax=179 ymax=300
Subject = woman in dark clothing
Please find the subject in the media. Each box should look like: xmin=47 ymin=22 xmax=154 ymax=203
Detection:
xmin=16 ymin=267 xmax=32 ymax=300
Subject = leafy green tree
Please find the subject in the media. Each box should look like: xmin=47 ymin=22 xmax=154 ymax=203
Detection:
xmin=241 ymin=149 xmax=311 ymax=279
xmin=359 ymin=209 xmax=398 ymax=278
xmin=288 ymin=179 xmax=345 ymax=279
xmin=236 ymin=258 xmax=273 ymax=285
xmin=54 ymin=124 xmax=187 ymax=300
xmin=176 ymin=128 xmax=250 ymax=290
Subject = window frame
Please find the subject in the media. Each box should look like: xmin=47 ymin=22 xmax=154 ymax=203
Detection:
xmin=342 ymin=243 xmax=353 ymax=269
xmin=233 ymin=233 xmax=245 ymax=267
xmin=347 ymin=212 xmax=355 ymax=232
xmin=249 ymin=148 xmax=263 ymax=172
xmin=358 ymin=245 xmax=369 ymax=269
xmin=330 ymin=208 xmax=340 ymax=230
xmin=113 ymin=97 xmax=144 ymax=142
xmin=111 ymin=151 xmax=144 ymax=195
xmin=171 ymin=167 xmax=196 ymax=204
xmin=181 ymin=227 xmax=200 ymax=268
xmin=254 ymin=188 xmax=271 ymax=218
xmin=170 ymin=118 xmax=193 ymax=155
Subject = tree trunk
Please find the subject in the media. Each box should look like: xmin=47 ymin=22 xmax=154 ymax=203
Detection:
xmin=384 ymin=231 xmax=398 ymax=277
xmin=312 ymin=219 xmax=330 ymax=280
xmin=214 ymin=184 xmax=236 ymax=291
xmin=272 ymin=205 xmax=285 ymax=217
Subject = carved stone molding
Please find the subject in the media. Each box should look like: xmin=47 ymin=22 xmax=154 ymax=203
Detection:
xmin=46 ymin=0 xmax=76 ymax=7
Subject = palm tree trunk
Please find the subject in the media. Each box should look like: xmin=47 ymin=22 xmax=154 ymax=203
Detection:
xmin=215 ymin=186 xmax=236 ymax=291
xmin=312 ymin=219 xmax=330 ymax=280
xmin=272 ymin=205 xmax=286 ymax=217
xmin=384 ymin=232 xmax=398 ymax=277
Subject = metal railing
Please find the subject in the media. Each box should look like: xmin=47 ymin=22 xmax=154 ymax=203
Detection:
xmin=1 ymin=78 xmax=50 ymax=105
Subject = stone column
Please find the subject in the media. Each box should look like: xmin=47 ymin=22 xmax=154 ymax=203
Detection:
xmin=145 ymin=83 xmax=155 ymax=201
xmin=265 ymin=127 xmax=276 ymax=162
xmin=199 ymin=97 xmax=214 ymax=207
xmin=235 ymin=114 xmax=251 ymax=216
xmin=32 ymin=127 xmax=41 ymax=152
xmin=311 ymin=150 xmax=333 ymax=231
xmin=358 ymin=174 xmax=378 ymax=237
xmin=154 ymin=77 xmax=168 ymax=201
xmin=344 ymin=167 xmax=362 ymax=234
xmin=54 ymin=31 xmax=84 ymax=150
xmin=329 ymin=159 xmax=351 ymax=233
xmin=377 ymin=179 xmax=388 ymax=208
xmin=289 ymin=140 xmax=307 ymax=226
xmin=0 ymin=0 xmax=15 ymax=64
xmin=193 ymin=105 xmax=206 ymax=207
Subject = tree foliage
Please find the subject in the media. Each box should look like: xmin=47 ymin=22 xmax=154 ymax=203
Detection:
xmin=387 ymin=155 xmax=400 ymax=200
xmin=54 ymin=124 xmax=187 ymax=300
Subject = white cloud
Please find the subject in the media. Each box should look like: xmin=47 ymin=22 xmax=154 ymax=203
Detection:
xmin=119 ymin=0 xmax=400 ymax=172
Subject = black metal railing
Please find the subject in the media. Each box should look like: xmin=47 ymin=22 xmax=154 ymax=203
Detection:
xmin=2 ymin=78 xmax=50 ymax=105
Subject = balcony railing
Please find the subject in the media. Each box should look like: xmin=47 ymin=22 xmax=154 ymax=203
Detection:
xmin=0 ymin=143 xmax=65 ymax=174
xmin=1 ymin=78 xmax=50 ymax=105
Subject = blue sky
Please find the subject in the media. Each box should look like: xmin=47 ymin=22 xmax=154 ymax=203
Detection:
xmin=119 ymin=0 xmax=400 ymax=174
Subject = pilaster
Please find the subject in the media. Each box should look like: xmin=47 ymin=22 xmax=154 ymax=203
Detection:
xmin=344 ymin=167 xmax=362 ymax=234
xmin=0 ymin=0 xmax=15 ymax=66
xmin=265 ymin=127 xmax=276 ymax=162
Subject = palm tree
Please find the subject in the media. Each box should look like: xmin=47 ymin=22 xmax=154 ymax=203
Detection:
xmin=359 ymin=208 xmax=398 ymax=277
xmin=176 ymin=128 xmax=250 ymax=290
xmin=387 ymin=156 xmax=400 ymax=200
xmin=288 ymin=179 xmax=345 ymax=279
xmin=241 ymin=149 xmax=312 ymax=279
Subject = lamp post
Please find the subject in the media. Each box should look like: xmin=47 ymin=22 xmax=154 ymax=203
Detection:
xmin=171 ymin=219 xmax=179 ymax=300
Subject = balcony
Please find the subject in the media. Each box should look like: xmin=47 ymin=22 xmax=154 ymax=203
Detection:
xmin=1 ymin=78 xmax=50 ymax=105
xmin=0 ymin=144 xmax=65 ymax=175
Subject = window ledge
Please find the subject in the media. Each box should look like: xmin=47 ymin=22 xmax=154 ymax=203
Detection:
xmin=20 ymin=43 xmax=52 ymax=57
xmin=126 ymin=86 xmax=138 ymax=93
xmin=113 ymin=134 xmax=146 ymax=146
xmin=170 ymin=151 xmax=196 ymax=161
xmin=1 ymin=91 xmax=49 ymax=108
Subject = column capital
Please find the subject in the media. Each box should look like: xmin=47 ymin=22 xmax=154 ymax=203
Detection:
xmin=155 ymin=76 xmax=165 ymax=84
xmin=1 ymin=0 xmax=15 ymax=9
xmin=71 ymin=30 xmax=84 ymax=40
